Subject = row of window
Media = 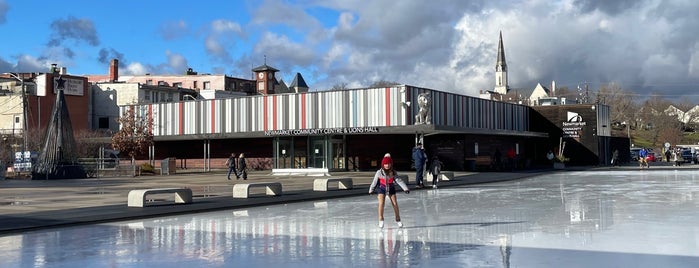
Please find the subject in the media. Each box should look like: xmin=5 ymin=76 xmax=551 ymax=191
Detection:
xmin=144 ymin=80 xmax=211 ymax=90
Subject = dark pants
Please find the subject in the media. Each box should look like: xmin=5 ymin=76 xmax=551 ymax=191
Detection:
xmin=415 ymin=163 xmax=425 ymax=185
xmin=227 ymin=166 xmax=238 ymax=179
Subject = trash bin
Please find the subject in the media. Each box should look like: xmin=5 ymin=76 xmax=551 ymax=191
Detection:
xmin=161 ymin=157 xmax=177 ymax=175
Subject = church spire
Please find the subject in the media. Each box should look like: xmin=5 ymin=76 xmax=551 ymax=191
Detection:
xmin=494 ymin=31 xmax=509 ymax=94
xmin=496 ymin=31 xmax=507 ymax=72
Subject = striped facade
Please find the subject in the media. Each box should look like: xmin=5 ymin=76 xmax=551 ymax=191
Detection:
xmin=120 ymin=85 xmax=530 ymax=137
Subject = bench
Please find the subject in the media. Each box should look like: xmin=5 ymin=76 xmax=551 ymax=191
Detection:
xmin=233 ymin=182 xmax=283 ymax=198
xmin=426 ymin=171 xmax=455 ymax=182
xmin=313 ymin=177 xmax=353 ymax=191
xmin=127 ymin=188 xmax=192 ymax=207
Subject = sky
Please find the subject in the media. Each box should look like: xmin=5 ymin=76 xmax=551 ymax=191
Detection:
xmin=1 ymin=0 xmax=699 ymax=103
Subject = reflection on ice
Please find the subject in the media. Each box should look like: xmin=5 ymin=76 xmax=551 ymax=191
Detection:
xmin=1 ymin=170 xmax=699 ymax=267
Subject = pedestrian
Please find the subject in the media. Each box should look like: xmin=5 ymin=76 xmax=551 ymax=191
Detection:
xmin=428 ymin=155 xmax=443 ymax=189
xmin=369 ymin=153 xmax=410 ymax=228
xmin=237 ymin=153 xmax=247 ymax=180
xmin=546 ymin=149 xmax=555 ymax=164
xmin=638 ymin=148 xmax=648 ymax=169
xmin=665 ymin=149 xmax=671 ymax=162
xmin=494 ymin=148 xmax=502 ymax=170
xmin=225 ymin=153 xmax=239 ymax=180
xmin=507 ymin=147 xmax=516 ymax=170
xmin=412 ymin=142 xmax=427 ymax=188
xmin=611 ymin=149 xmax=619 ymax=167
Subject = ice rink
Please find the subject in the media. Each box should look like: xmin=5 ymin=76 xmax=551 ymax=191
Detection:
xmin=1 ymin=170 xmax=699 ymax=267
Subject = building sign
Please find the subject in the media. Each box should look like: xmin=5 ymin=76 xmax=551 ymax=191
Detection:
xmin=265 ymin=127 xmax=379 ymax=136
xmin=53 ymin=77 xmax=84 ymax=96
xmin=561 ymin=111 xmax=586 ymax=138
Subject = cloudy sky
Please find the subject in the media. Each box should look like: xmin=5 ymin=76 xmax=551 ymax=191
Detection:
xmin=1 ymin=0 xmax=698 ymax=102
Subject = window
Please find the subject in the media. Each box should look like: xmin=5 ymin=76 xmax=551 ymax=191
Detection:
xmin=203 ymin=81 xmax=210 ymax=89
xmin=144 ymin=92 xmax=151 ymax=100
xmin=258 ymin=81 xmax=264 ymax=91
xmin=173 ymin=82 xmax=182 ymax=88
xmin=14 ymin=116 xmax=20 ymax=123
xmin=158 ymin=81 xmax=166 ymax=86
xmin=98 ymin=117 xmax=109 ymax=129
xmin=146 ymin=79 xmax=153 ymax=85
xmin=193 ymin=81 xmax=198 ymax=89
xmin=167 ymin=93 xmax=173 ymax=101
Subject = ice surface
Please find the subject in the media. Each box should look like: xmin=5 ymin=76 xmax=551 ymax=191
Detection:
xmin=1 ymin=170 xmax=699 ymax=267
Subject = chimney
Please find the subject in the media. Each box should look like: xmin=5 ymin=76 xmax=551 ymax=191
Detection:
xmin=551 ymin=80 xmax=556 ymax=96
xmin=60 ymin=67 xmax=67 ymax=75
xmin=109 ymin=59 xmax=119 ymax=82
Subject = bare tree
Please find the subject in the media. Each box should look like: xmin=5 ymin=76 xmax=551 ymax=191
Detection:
xmin=330 ymin=82 xmax=348 ymax=91
xmin=111 ymin=107 xmax=153 ymax=163
xmin=637 ymin=95 xmax=681 ymax=147
xmin=369 ymin=80 xmax=400 ymax=87
xmin=594 ymin=83 xmax=637 ymax=124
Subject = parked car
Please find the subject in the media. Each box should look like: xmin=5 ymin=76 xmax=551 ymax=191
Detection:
xmin=681 ymin=149 xmax=693 ymax=163
xmin=646 ymin=152 xmax=656 ymax=162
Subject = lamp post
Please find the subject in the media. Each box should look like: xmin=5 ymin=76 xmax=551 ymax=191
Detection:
xmin=4 ymin=73 xmax=28 ymax=164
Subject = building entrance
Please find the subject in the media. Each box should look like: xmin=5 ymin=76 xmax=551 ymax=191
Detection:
xmin=273 ymin=136 xmax=346 ymax=171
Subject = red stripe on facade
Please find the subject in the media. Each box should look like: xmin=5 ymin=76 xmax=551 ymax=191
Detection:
xmin=263 ymin=96 xmax=268 ymax=131
xmin=385 ymin=87 xmax=391 ymax=126
xmin=211 ymin=100 xmax=216 ymax=133
xmin=301 ymin=94 xmax=306 ymax=129
xmin=179 ymin=102 xmax=184 ymax=135
xmin=273 ymin=95 xmax=277 ymax=130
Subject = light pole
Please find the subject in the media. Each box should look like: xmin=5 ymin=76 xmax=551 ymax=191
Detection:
xmin=4 ymin=73 xmax=28 ymax=163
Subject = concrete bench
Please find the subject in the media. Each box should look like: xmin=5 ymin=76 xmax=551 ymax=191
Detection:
xmin=426 ymin=171 xmax=454 ymax=182
xmin=313 ymin=177 xmax=353 ymax=191
xmin=127 ymin=188 xmax=192 ymax=207
xmin=233 ymin=182 xmax=282 ymax=198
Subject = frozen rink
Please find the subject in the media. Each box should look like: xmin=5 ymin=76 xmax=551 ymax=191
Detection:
xmin=1 ymin=170 xmax=699 ymax=267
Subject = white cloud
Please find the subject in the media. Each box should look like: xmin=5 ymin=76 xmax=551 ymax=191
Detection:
xmin=125 ymin=62 xmax=148 ymax=75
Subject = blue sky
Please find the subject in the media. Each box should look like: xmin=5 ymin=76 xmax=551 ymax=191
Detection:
xmin=1 ymin=0 xmax=699 ymax=103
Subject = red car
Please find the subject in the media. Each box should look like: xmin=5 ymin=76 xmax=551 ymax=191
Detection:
xmin=646 ymin=152 xmax=656 ymax=162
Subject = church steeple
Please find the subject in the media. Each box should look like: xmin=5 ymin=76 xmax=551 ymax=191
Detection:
xmin=494 ymin=31 xmax=509 ymax=94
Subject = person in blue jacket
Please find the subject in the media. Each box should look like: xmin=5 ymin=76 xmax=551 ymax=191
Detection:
xmin=412 ymin=142 xmax=427 ymax=188
xmin=638 ymin=148 xmax=648 ymax=169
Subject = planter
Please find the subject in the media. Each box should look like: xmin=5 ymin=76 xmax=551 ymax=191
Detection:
xmin=553 ymin=162 xmax=565 ymax=169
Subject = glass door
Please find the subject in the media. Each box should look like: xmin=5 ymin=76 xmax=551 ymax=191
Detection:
xmin=330 ymin=138 xmax=345 ymax=171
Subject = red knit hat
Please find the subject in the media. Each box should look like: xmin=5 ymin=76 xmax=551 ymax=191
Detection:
xmin=381 ymin=153 xmax=393 ymax=166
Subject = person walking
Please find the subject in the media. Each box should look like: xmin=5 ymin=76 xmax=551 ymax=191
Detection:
xmin=611 ymin=149 xmax=619 ymax=167
xmin=237 ymin=153 xmax=248 ymax=180
xmin=428 ymin=155 xmax=443 ymax=189
xmin=225 ymin=153 xmax=239 ymax=180
xmin=638 ymin=148 xmax=648 ymax=169
xmin=369 ymin=153 xmax=410 ymax=228
xmin=412 ymin=142 xmax=427 ymax=188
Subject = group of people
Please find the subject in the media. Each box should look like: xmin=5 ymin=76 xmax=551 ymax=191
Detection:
xmin=368 ymin=142 xmax=443 ymax=229
xmin=225 ymin=153 xmax=248 ymax=180
xmin=411 ymin=142 xmax=443 ymax=189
